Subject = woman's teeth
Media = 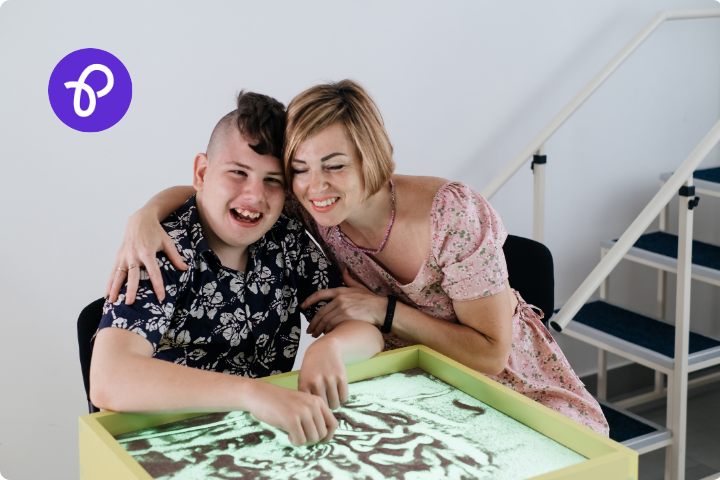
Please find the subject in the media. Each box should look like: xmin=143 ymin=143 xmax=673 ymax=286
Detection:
xmin=233 ymin=208 xmax=262 ymax=221
xmin=313 ymin=198 xmax=338 ymax=207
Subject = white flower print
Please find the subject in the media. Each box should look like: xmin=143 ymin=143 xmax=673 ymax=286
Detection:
xmin=176 ymin=330 xmax=191 ymax=345
xmin=283 ymin=327 xmax=302 ymax=358
xmin=283 ymin=343 xmax=298 ymax=359
xmin=168 ymin=229 xmax=185 ymax=240
xmin=130 ymin=326 xmax=147 ymax=339
xmin=215 ymin=308 xmax=249 ymax=347
xmin=289 ymin=326 xmax=301 ymax=342
xmin=296 ymin=259 xmax=306 ymax=277
xmin=259 ymin=345 xmax=277 ymax=366
xmin=156 ymin=256 xmax=175 ymax=271
xmin=256 ymin=334 xmax=269 ymax=348
xmin=230 ymin=277 xmax=243 ymax=294
xmin=112 ymin=317 xmax=128 ymax=329
xmin=248 ymin=266 xmax=274 ymax=295
xmin=310 ymin=250 xmax=328 ymax=271
xmin=188 ymin=349 xmax=207 ymax=361
xmin=189 ymin=281 xmax=224 ymax=319
xmin=313 ymin=269 xmax=329 ymax=288
xmin=248 ymin=307 xmax=268 ymax=328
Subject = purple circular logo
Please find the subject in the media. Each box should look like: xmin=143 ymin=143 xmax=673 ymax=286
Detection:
xmin=48 ymin=48 xmax=132 ymax=132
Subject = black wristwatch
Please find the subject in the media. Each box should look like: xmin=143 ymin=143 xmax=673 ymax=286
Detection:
xmin=381 ymin=296 xmax=398 ymax=334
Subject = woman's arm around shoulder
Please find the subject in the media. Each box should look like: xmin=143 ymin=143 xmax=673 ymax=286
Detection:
xmin=107 ymin=185 xmax=195 ymax=304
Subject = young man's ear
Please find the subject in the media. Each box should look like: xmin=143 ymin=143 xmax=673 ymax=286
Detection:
xmin=193 ymin=153 xmax=209 ymax=192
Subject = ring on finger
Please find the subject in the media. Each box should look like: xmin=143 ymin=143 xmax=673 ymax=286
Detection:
xmin=128 ymin=264 xmax=139 ymax=270
xmin=117 ymin=267 xmax=128 ymax=273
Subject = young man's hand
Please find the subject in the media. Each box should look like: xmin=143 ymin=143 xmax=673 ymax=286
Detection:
xmin=247 ymin=381 xmax=338 ymax=447
xmin=298 ymin=336 xmax=349 ymax=410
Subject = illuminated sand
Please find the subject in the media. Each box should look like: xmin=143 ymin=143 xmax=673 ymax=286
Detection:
xmin=115 ymin=369 xmax=585 ymax=479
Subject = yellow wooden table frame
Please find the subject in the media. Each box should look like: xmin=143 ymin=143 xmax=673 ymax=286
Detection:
xmin=79 ymin=345 xmax=638 ymax=480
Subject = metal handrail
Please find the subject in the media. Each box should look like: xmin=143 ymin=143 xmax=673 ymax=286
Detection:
xmin=552 ymin=118 xmax=720 ymax=331
xmin=480 ymin=8 xmax=720 ymax=201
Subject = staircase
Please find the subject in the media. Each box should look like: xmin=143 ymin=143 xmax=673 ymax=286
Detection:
xmin=558 ymin=166 xmax=720 ymax=475
xmin=480 ymin=9 xmax=720 ymax=479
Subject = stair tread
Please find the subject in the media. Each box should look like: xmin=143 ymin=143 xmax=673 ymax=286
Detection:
xmin=660 ymin=166 xmax=720 ymax=188
xmin=606 ymin=231 xmax=720 ymax=272
xmin=572 ymin=301 xmax=720 ymax=358
xmin=600 ymin=402 xmax=658 ymax=443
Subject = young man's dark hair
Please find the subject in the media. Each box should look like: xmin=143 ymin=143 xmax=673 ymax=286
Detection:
xmin=206 ymin=91 xmax=286 ymax=163
xmin=235 ymin=90 xmax=286 ymax=159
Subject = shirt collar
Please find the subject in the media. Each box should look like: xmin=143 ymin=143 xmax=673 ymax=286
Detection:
xmin=181 ymin=195 xmax=286 ymax=272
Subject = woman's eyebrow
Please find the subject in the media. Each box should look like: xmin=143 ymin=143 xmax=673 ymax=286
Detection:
xmin=292 ymin=152 xmax=348 ymax=164
xmin=321 ymin=152 xmax=347 ymax=162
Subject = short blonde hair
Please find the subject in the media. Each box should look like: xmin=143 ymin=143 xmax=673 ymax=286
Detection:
xmin=284 ymin=80 xmax=395 ymax=198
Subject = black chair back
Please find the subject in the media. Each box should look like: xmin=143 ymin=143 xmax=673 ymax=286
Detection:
xmin=503 ymin=235 xmax=555 ymax=323
xmin=77 ymin=297 xmax=105 ymax=413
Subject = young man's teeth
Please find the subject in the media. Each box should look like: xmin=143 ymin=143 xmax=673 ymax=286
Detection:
xmin=313 ymin=198 xmax=337 ymax=207
xmin=234 ymin=208 xmax=261 ymax=219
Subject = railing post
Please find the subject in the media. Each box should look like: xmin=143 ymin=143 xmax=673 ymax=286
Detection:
xmin=597 ymin=348 xmax=608 ymax=400
xmin=666 ymin=179 xmax=695 ymax=480
xmin=658 ymin=180 xmax=669 ymax=319
xmin=532 ymin=146 xmax=546 ymax=243
xmin=597 ymin=246 xmax=609 ymax=401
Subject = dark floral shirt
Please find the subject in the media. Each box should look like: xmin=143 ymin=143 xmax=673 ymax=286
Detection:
xmin=97 ymin=196 xmax=342 ymax=378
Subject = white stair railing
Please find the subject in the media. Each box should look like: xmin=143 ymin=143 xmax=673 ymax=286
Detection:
xmin=551 ymin=120 xmax=720 ymax=331
xmin=481 ymin=8 xmax=720 ymax=243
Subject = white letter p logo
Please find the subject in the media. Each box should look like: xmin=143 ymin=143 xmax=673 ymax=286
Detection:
xmin=64 ymin=64 xmax=114 ymax=117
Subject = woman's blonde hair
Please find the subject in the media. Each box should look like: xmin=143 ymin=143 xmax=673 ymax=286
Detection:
xmin=284 ymin=80 xmax=395 ymax=198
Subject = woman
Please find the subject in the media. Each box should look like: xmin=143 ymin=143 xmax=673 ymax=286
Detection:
xmin=109 ymin=80 xmax=608 ymax=436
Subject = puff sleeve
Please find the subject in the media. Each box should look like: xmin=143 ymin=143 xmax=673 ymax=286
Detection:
xmin=432 ymin=183 xmax=509 ymax=301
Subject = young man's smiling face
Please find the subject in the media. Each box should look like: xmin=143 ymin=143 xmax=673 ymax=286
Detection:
xmin=193 ymin=127 xmax=286 ymax=269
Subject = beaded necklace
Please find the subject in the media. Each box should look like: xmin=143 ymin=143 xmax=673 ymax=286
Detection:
xmin=336 ymin=179 xmax=395 ymax=255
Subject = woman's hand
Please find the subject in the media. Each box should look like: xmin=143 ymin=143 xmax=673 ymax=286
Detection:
xmin=302 ymin=270 xmax=386 ymax=337
xmin=298 ymin=336 xmax=348 ymax=410
xmin=106 ymin=209 xmax=187 ymax=305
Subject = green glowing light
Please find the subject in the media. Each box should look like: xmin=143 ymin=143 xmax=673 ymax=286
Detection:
xmin=116 ymin=369 xmax=585 ymax=479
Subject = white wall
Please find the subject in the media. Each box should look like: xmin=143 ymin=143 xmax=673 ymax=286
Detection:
xmin=1 ymin=1 xmax=719 ymax=478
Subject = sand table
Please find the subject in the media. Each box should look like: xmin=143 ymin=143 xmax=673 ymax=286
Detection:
xmin=115 ymin=368 xmax=586 ymax=479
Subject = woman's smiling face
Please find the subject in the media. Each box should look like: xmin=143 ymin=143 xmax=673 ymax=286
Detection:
xmin=291 ymin=123 xmax=365 ymax=227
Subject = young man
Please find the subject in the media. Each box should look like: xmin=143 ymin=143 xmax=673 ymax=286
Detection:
xmin=90 ymin=92 xmax=384 ymax=447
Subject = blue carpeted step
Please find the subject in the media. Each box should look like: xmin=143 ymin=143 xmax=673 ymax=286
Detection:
xmin=660 ymin=166 xmax=720 ymax=193
xmin=574 ymin=301 xmax=720 ymax=359
xmin=692 ymin=166 xmax=720 ymax=183
xmin=597 ymin=400 xmax=671 ymax=452
xmin=601 ymin=403 xmax=657 ymax=443
xmin=630 ymin=232 xmax=720 ymax=271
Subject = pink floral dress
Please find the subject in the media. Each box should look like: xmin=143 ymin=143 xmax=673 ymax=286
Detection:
xmin=317 ymin=182 xmax=609 ymax=436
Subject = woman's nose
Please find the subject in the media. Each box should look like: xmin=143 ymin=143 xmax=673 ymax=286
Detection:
xmin=309 ymin=169 xmax=328 ymax=193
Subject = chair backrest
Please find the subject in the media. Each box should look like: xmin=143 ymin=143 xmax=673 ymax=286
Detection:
xmin=77 ymin=297 xmax=105 ymax=413
xmin=502 ymin=235 xmax=555 ymax=323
